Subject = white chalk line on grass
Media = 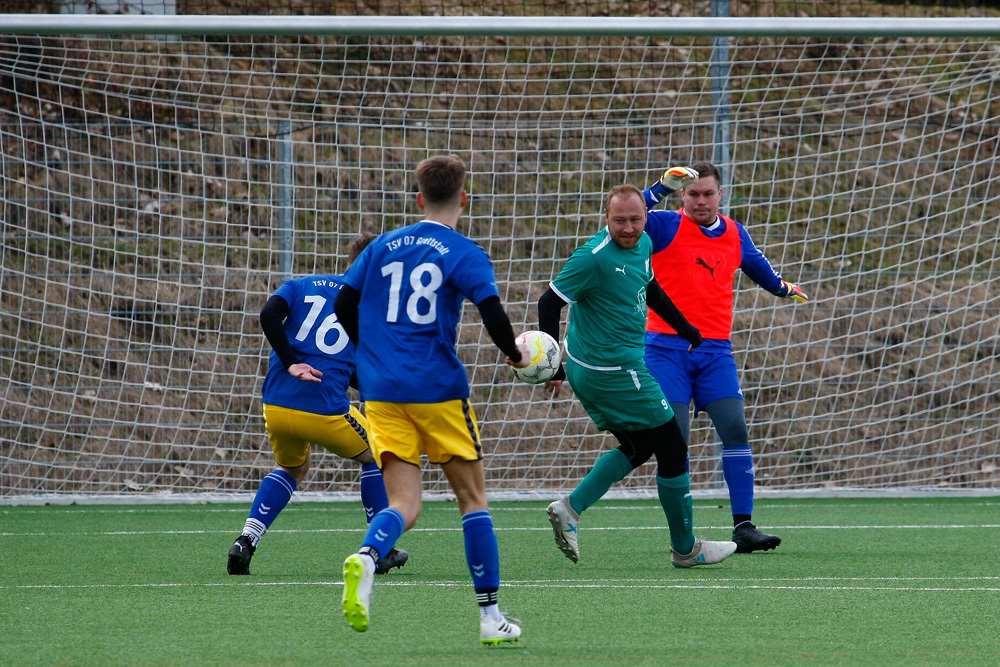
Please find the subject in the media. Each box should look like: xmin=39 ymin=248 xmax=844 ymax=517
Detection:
xmin=4 ymin=523 xmax=1000 ymax=537
xmin=4 ymin=576 xmax=1000 ymax=593
xmin=3 ymin=500 xmax=999 ymax=515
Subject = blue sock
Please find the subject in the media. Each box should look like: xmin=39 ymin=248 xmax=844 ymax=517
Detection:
xmin=242 ymin=469 xmax=297 ymax=547
xmin=359 ymin=462 xmax=388 ymax=524
xmin=361 ymin=508 xmax=405 ymax=562
xmin=722 ymin=445 xmax=755 ymax=518
xmin=462 ymin=510 xmax=500 ymax=602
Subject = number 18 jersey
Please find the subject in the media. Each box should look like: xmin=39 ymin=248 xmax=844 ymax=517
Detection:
xmin=261 ymin=275 xmax=354 ymax=415
xmin=341 ymin=220 xmax=500 ymax=403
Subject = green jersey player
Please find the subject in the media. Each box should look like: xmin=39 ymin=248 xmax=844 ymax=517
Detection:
xmin=538 ymin=184 xmax=737 ymax=568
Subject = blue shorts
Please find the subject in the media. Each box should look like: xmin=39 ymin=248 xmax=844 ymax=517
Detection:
xmin=645 ymin=342 xmax=743 ymax=414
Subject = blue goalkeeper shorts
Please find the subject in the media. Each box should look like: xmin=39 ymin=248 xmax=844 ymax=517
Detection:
xmin=645 ymin=338 xmax=743 ymax=414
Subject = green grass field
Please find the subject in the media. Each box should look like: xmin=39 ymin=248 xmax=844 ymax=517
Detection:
xmin=2 ymin=497 xmax=999 ymax=666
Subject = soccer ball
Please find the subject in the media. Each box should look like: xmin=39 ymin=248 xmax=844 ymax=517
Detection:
xmin=511 ymin=330 xmax=561 ymax=385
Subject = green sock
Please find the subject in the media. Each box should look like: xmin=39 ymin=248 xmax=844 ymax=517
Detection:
xmin=657 ymin=473 xmax=695 ymax=554
xmin=568 ymin=448 xmax=632 ymax=515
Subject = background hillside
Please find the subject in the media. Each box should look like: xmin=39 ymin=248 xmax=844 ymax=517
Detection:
xmin=2 ymin=0 xmax=999 ymax=498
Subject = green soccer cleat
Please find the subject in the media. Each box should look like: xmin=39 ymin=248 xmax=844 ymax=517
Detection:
xmin=342 ymin=553 xmax=375 ymax=632
xmin=480 ymin=612 xmax=521 ymax=646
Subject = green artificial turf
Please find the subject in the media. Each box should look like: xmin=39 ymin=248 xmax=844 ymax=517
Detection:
xmin=1 ymin=497 xmax=998 ymax=666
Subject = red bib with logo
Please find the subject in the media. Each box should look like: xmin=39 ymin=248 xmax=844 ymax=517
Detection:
xmin=647 ymin=210 xmax=742 ymax=340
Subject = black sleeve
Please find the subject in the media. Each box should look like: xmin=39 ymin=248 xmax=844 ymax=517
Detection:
xmin=333 ymin=284 xmax=362 ymax=346
xmin=475 ymin=296 xmax=522 ymax=363
xmin=538 ymin=287 xmax=568 ymax=382
xmin=259 ymin=295 xmax=299 ymax=370
xmin=646 ymin=278 xmax=703 ymax=349
xmin=538 ymin=287 xmax=566 ymax=342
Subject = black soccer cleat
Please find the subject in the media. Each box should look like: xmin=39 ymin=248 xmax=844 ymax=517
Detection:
xmin=227 ymin=535 xmax=256 ymax=575
xmin=732 ymin=522 xmax=782 ymax=554
xmin=374 ymin=547 xmax=409 ymax=575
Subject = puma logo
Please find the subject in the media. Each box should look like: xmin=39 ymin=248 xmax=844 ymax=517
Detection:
xmin=696 ymin=257 xmax=721 ymax=280
xmin=615 ymin=266 xmax=626 ymax=276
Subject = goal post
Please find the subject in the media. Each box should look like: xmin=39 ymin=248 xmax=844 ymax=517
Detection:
xmin=2 ymin=16 xmax=999 ymax=503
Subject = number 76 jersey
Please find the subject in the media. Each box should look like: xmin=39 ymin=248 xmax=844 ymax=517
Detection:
xmin=342 ymin=220 xmax=500 ymax=404
xmin=262 ymin=275 xmax=355 ymax=415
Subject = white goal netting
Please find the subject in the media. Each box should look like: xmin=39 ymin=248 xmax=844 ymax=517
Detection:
xmin=2 ymin=18 xmax=999 ymax=500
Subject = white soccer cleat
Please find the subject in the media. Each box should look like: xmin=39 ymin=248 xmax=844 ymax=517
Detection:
xmin=342 ymin=553 xmax=375 ymax=632
xmin=481 ymin=612 xmax=521 ymax=646
xmin=546 ymin=496 xmax=580 ymax=563
xmin=670 ymin=538 xmax=738 ymax=568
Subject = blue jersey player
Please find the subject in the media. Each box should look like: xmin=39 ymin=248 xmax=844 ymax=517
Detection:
xmin=227 ymin=233 xmax=407 ymax=577
xmin=335 ymin=154 xmax=531 ymax=646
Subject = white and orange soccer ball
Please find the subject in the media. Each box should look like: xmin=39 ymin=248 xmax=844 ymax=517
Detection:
xmin=511 ymin=330 xmax=561 ymax=385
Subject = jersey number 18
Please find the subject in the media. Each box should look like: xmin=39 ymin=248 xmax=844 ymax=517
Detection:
xmin=381 ymin=261 xmax=442 ymax=324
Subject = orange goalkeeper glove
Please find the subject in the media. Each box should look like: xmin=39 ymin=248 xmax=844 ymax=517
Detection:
xmin=773 ymin=279 xmax=808 ymax=303
xmin=644 ymin=166 xmax=700 ymax=208
xmin=660 ymin=166 xmax=700 ymax=191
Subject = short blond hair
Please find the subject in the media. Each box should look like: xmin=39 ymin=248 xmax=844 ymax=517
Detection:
xmin=604 ymin=183 xmax=644 ymax=212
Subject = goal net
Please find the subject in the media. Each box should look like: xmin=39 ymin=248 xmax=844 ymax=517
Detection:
xmin=2 ymin=16 xmax=998 ymax=501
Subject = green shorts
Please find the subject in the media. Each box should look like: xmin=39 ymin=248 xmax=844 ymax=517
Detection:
xmin=566 ymin=357 xmax=675 ymax=432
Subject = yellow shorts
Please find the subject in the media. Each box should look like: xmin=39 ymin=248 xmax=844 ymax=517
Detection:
xmin=262 ymin=403 xmax=370 ymax=468
xmin=365 ymin=399 xmax=482 ymax=467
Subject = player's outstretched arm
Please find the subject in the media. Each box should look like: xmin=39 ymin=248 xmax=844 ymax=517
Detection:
xmin=476 ymin=296 xmax=529 ymax=368
xmin=646 ymin=279 xmax=703 ymax=351
xmin=736 ymin=225 xmax=809 ymax=304
xmin=770 ymin=279 xmax=809 ymax=303
xmin=642 ymin=166 xmax=700 ymax=209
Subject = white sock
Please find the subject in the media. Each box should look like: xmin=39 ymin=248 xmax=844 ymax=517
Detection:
xmin=480 ymin=604 xmax=502 ymax=622
xmin=241 ymin=518 xmax=266 ymax=547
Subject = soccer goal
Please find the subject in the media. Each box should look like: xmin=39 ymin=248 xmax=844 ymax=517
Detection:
xmin=2 ymin=15 xmax=999 ymax=503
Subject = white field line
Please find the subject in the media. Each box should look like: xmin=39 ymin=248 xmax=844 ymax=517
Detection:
xmin=4 ymin=577 xmax=1000 ymax=592
xmin=3 ymin=523 xmax=1000 ymax=537
xmin=3 ymin=500 xmax=1000 ymax=515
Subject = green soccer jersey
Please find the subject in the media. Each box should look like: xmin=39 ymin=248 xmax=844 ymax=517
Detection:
xmin=550 ymin=228 xmax=654 ymax=369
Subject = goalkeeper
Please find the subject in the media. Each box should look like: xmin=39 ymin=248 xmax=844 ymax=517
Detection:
xmin=226 ymin=232 xmax=407 ymax=577
xmin=539 ymin=184 xmax=737 ymax=568
xmin=641 ymin=162 xmax=809 ymax=554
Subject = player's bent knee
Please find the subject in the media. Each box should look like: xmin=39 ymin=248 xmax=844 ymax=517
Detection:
xmin=352 ymin=448 xmax=376 ymax=465
xmin=280 ymin=461 xmax=310 ymax=483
